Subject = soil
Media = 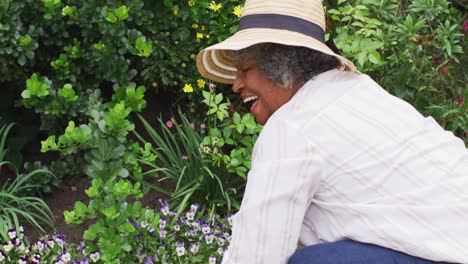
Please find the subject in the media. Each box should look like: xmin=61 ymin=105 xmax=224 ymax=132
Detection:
xmin=24 ymin=175 xmax=174 ymax=244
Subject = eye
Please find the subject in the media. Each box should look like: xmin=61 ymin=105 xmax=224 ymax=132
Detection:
xmin=240 ymin=67 xmax=250 ymax=73
xmin=239 ymin=64 xmax=254 ymax=73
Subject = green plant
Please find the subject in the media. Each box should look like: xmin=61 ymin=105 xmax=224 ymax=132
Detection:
xmin=61 ymin=136 xmax=159 ymax=263
xmin=0 ymin=124 xmax=55 ymax=241
xmin=136 ymin=109 xmax=242 ymax=215
xmin=200 ymin=90 xmax=263 ymax=179
xmin=0 ymin=227 xmax=75 ymax=263
xmin=326 ymin=0 xmax=467 ymax=143
xmin=1 ymin=199 xmax=234 ymax=263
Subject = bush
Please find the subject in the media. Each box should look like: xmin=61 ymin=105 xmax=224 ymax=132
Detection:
xmin=326 ymin=0 xmax=467 ymax=144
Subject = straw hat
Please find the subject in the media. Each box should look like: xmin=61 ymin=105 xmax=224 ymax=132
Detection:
xmin=196 ymin=0 xmax=358 ymax=84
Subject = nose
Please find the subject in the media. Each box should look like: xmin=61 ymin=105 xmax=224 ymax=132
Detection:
xmin=232 ymin=71 xmax=243 ymax=93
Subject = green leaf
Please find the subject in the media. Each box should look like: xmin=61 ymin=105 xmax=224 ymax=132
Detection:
xmin=21 ymin=90 xmax=31 ymax=99
xmin=118 ymin=222 xmax=135 ymax=233
xmin=356 ymin=51 xmax=368 ymax=66
xmin=106 ymin=12 xmax=118 ymax=23
xmin=102 ymin=205 xmax=119 ymax=219
xmin=214 ymin=93 xmax=223 ymax=104
xmin=114 ymin=6 xmax=129 ymax=21
xmin=58 ymin=83 xmax=78 ymax=101
xmin=368 ymin=51 xmax=382 ymax=64
xmin=135 ymin=37 xmax=152 ymax=57
xmin=83 ymin=228 xmax=96 ymax=240
xmin=74 ymin=201 xmax=89 ymax=217
xmin=63 ymin=210 xmax=75 ymax=224
xmin=25 ymin=74 xmax=49 ymax=97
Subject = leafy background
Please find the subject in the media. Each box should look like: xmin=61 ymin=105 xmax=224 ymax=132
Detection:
xmin=0 ymin=0 xmax=466 ymax=262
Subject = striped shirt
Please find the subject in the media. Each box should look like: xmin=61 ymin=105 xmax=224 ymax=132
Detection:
xmin=221 ymin=69 xmax=468 ymax=264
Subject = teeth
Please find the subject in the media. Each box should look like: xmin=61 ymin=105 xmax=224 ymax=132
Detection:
xmin=243 ymin=96 xmax=258 ymax=103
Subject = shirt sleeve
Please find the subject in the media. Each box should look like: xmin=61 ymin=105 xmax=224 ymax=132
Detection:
xmin=221 ymin=116 xmax=323 ymax=264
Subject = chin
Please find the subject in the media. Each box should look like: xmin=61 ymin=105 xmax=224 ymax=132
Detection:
xmin=255 ymin=117 xmax=267 ymax=125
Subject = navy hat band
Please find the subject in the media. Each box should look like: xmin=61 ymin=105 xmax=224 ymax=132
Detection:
xmin=238 ymin=14 xmax=325 ymax=43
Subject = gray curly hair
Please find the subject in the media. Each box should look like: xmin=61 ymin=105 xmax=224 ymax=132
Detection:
xmin=229 ymin=43 xmax=340 ymax=88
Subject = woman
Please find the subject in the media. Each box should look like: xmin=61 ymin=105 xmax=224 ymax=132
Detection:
xmin=196 ymin=0 xmax=468 ymax=263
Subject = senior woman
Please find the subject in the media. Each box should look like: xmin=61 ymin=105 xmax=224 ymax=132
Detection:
xmin=196 ymin=0 xmax=468 ymax=263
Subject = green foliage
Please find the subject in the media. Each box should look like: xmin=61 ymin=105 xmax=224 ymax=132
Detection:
xmin=200 ymin=90 xmax=262 ymax=179
xmin=62 ymin=139 xmax=148 ymax=262
xmin=326 ymin=0 xmax=467 ymax=144
xmin=136 ymin=109 xmax=242 ymax=215
xmin=21 ymin=74 xmax=50 ymax=99
xmin=0 ymin=0 xmax=246 ymax=194
xmin=2 ymin=202 xmax=233 ymax=263
xmin=0 ymin=124 xmax=55 ymax=241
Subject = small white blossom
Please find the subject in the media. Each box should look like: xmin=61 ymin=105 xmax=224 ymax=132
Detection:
xmin=140 ymin=221 xmax=148 ymax=228
xmin=160 ymin=205 xmax=170 ymax=216
xmin=176 ymin=245 xmax=185 ymax=256
xmin=62 ymin=252 xmax=71 ymax=262
xmin=35 ymin=241 xmax=45 ymax=252
xmin=186 ymin=210 xmax=195 ymax=221
xmin=90 ymin=251 xmax=100 ymax=263
xmin=159 ymin=229 xmax=167 ymax=238
xmin=202 ymin=224 xmax=210 ymax=234
xmin=47 ymin=239 xmax=55 ymax=248
xmin=190 ymin=203 xmax=200 ymax=213
xmin=209 ymin=83 xmax=216 ymax=93
xmin=205 ymin=233 xmax=215 ymax=244
xmin=209 ymin=256 xmax=216 ymax=264
xmin=8 ymin=230 xmax=16 ymax=239
xmin=3 ymin=242 xmax=13 ymax=252
xmin=159 ymin=218 xmax=167 ymax=229
xmin=18 ymin=243 xmax=25 ymax=251
xmin=217 ymin=247 xmax=224 ymax=255
xmin=227 ymin=214 xmax=234 ymax=225
xmin=173 ymin=224 xmax=180 ymax=231
xmin=217 ymin=237 xmax=225 ymax=246
xmin=189 ymin=243 xmax=199 ymax=254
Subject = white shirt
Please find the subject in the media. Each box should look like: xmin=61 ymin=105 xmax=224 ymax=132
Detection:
xmin=221 ymin=69 xmax=468 ymax=264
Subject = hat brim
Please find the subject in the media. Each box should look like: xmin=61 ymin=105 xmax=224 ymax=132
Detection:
xmin=197 ymin=28 xmax=357 ymax=84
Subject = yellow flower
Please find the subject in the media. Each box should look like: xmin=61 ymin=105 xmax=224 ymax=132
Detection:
xmin=183 ymin=83 xmax=194 ymax=93
xmin=188 ymin=0 xmax=194 ymax=7
xmin=206 ymin=34 xmax=210 ymax=39
xmin=201 ymin=25 xmax=206 ymax=30
xmin=233 ymin=5 xmax=243 ymax=17
xmin=192 ymin=23 xmax=199 ymax=29
xmin=196 ymin=33 xmax=204 ymax=39
xmin=197 ymin=79 xmax=206 ymax=89
xmin=209 ymin=1 xmax=222 ymax=12
xmin=173 ymin=9 xmax=178 ymax=16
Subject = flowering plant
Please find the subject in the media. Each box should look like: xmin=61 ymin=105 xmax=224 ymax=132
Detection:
xmin=137 ymin=109 xmax=243 ymax=215
xmin=128 ymin=199 xmax=233 ymax=264
xmin=1 ymin=199 xmax=233 ymax=263
xmin=0 ymin=226 xmax=81 ymax=264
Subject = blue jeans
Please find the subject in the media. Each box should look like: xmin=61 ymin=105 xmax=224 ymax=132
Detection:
xmin=288 ymin=240 xmax=452 ymax=264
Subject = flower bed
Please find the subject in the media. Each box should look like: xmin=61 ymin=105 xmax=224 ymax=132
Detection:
xmin=1 ymin=199 xmax=232 ymax=263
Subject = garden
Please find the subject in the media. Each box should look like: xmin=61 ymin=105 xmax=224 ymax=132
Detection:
xmin=0 ymin=0 xmax=466 ymax=263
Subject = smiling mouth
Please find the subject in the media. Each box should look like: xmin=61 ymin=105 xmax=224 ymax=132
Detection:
xmin=243 ymin=96 xmax=258 ymax=111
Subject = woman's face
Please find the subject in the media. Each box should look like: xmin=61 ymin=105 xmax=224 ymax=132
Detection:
xmin=232 ymin=59 xmax=300 ymax=125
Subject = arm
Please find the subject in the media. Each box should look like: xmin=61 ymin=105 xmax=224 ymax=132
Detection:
xmin=222 ymin=117 xmax=323 ymax=264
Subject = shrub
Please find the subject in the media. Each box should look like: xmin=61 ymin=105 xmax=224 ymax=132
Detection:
xmin=326 ymin=0 xmax=467 ymax=144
